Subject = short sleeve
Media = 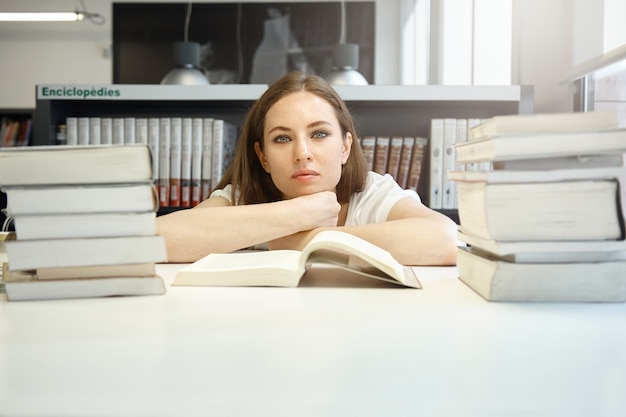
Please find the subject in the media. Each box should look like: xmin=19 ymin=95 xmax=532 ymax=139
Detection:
xmin=209 ymin=184 xmax=237 ymax=204
xmin=345 ymin=172 xmax=420 ymax=226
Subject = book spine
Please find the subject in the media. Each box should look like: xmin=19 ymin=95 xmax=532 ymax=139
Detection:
xmin=100 ymin=117 xmax=113 ymax=145
xmin=124 ymin=117 xmax=136 ymax=144
xmin=201 ymin=118 xmax=214 ymax=200
xmin=373 ymin=136 xmax=390 ymax=175
xmin=112 ymin=118 xmax=125 ymax=145
xmin=387 ymin=136 xmax=403 ymax=181
xmin=158 ymin=118 xmax=171 ymax=208
xmin=442 ymin=118 xmax=457 ymax=209
xmin=407 ymin=137 xmax=427 ymax=192
xmin=77 ymin=117 xmax=90 ymax=145
xmin=65 ymin=117 xmax=78 ymax=146
xmin=360 ymin=136 xmax=376 ymax=171
xmin=211 ymin=120 xmax=224 ymax=190
xmin=89 ymin=117 xmax=101 ymax=145
xmin=169 ymin=117 xmax=182 ymax=207
xmin=191 ymin=117 xmax=204 ymax=206
xmin=397 ymin=137 xmax=415 ymax=189
xmin=429 ymin=119 xmax=444 ymax=209
xmin=180 ymin=117 xmax=193 ymax=208
xmin=147 ymin=118 xmax=160 ymax=198
xmin=135 ymin=118 xmax=149 ymax=145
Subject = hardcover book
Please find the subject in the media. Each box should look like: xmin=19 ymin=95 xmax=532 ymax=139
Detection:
xmin=457 ymin=247 xmax=626 ymax=302
xmin=173 ymin=230 xmax=421 ymax=288
xmin=0 ymin=144 xmax=153 ymax=186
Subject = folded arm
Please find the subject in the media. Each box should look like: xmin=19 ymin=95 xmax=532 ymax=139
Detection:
xmin=268 ymin=197 xmax=458 ymax=266
xmin=156 ymin=191 xmax=341 ymax=263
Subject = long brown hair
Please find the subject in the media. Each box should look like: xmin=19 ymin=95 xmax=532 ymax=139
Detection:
xmin=215 ymin=71 xmax=368 ymax=204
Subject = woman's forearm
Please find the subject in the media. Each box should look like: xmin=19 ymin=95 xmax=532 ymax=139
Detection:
xmin=157 ymin=203 xmax=304 ymax=262
xmin=337 ymin=216 xmax=458 ymax=266
xmin=157 ymin=192 xmax=342 ymax=262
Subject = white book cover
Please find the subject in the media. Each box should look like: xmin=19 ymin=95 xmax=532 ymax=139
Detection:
xmin=191 ymin=117 xmax=204 ymax=206
xmin=5 ymin=235 xmax=168 ymax=271
xmin=211 ymin=119 xmax=238 ymax=190
xmin=465 ymin=118 xmax=482 ymax=171
xmin=428 ymin=119 xmax=444 ymax=209
xmin=13 ymin=212 xmax=158 ymax=240
xmin=201 ymin=118 xmax=214 ymax=200
xmin=148 ymin=117 xmax=160 ymax=185
xmin=135 ymin=118 xmax=148 ymax=145
xmin=112 ymin=118 xmax=125 ymax=145
xmin=65 ymin=117 xmax=78 ymax=146
xmin=180 ymin=117 xmax=193 ymax=207
xmin=442 ymin=118 xmax=457 ymax=209
xmin=100 ymin=117 xmax=113 ymax=145
xmin=124 ymin=117 xmax=136 ymax=144
xmin=169 ymin=117 xmax=182 ymax=207
xmin=455 ymin=128 xmax=626 ymax=164
xmin=77 ymin=117 xmax=90 ymax=145
xmin=89 ymin=117 xmax=101 ymax=145
xmin=158 ymin=118 xmax=171 ymax=207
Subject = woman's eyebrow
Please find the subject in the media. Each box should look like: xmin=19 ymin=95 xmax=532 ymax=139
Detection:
xmin=267 ymin=125 xmax=291 ymax=134
xmin=308 ymin=120 xmax=332 ymax=129
xmin=267 ymin=120 xmax=331 ymax=135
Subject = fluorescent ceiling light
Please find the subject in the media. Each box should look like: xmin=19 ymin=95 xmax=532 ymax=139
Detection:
xmin=0 ymin=12 xmax=84 ymax=22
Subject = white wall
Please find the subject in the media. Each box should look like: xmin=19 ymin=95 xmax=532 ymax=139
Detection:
xmin=0 ymin=0 xmax=401 ymax=109
xmin=0 ymin=0 xmax=612 ymax=112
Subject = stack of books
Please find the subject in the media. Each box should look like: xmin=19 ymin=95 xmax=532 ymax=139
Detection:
xmin=448 ymin=111 xmax=626 ymax=302
xmin=63 ymin=115 xmax=238 ymax=209
xmin=0 ymin=144 xmax=168 ymax=301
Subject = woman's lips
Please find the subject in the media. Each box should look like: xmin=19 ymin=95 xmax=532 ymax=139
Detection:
xmin=292 ymin=169 xmax=319 ymax=180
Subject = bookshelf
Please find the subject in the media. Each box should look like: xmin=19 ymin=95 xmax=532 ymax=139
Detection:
xmin=32 ymin=84 xmax=533 ymax=215
xmin=1 ymin=109 xmax=34 ymax=230
xmin=1 ymin=109 xmax=34 ymax=147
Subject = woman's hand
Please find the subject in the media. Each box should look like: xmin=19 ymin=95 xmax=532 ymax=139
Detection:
xmin=291 ymin=191 xmax=341 ymax=231
xmin=267 ymin=191 xmax=341 ymax=251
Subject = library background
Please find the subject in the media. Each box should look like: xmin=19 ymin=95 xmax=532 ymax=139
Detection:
xmin=1 ymin=0 xmax=626 ymax=225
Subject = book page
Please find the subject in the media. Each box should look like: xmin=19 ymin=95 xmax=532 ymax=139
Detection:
xmin=188 ymin=249 xmax=301 ymax=272
xmin=301 ymin=231 xmax=406 ymax=284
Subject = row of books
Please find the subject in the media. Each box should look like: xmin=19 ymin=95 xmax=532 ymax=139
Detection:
xmin=63 ymin=116 xmax=238 ymax=208
xmin=449 ymin=111 xmax=626 ymax=302
xmin=0 ymin=144 xmax=168 ymax=301
xmin=1 ymin=116 xmax=32 ymax=148
xmin=360 ymin=136 xmax=427 ymax=191
xmin=428 ymin=117 xmax=489 ymax=210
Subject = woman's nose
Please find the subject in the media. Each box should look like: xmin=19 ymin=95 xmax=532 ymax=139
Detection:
xmin=294 ymin=138 xmax=313 ymax=161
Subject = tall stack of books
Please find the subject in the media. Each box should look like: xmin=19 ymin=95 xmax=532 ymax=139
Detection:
xmin=448 ymin=111 xmax=626 ymax=302
xmin=0 ymin=144 xmax=168 ymax=301
xmin=64 ymin=115 xmax=238 ymax=209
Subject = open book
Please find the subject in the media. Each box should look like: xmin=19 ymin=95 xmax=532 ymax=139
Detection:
xmin=173 ymin=230 xmax=421 ymax=288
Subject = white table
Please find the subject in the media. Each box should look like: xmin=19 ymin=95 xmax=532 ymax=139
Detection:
xmin=1 ymin=263 xmax=626 ymax=417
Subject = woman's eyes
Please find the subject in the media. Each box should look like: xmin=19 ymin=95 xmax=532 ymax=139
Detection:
xmin=272 ymin=130 xmax=329 ymax=143
xmin=274 ymin=135 xmax=290 ymax=143
xmin=312 ymin=130 xmax=329 ymax=139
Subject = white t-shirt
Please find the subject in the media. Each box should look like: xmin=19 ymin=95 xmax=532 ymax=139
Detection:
xmin=210 ymin=171 xmax=420 ymax=225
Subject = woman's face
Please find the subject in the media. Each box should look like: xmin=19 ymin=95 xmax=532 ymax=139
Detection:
xmin=255 ymin=91 xmax=352 ymax=200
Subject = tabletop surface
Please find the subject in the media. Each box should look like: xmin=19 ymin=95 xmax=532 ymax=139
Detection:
xmin=1 ymin=261 xmax=626 ymax=417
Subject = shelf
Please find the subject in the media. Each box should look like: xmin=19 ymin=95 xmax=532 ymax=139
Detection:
xmin=33 ymin=84 xmax=533 ymax=145
xmin=32 ymin=83 xmax=533 ymax=212
xmin=36 ymin=84 xmax=532 ymax=106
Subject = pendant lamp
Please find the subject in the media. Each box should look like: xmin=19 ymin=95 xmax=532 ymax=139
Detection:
xmin=325 ymin=0 xmax=368 ymax=86
xmin=160 ymin=3 xmax=209 ymax=85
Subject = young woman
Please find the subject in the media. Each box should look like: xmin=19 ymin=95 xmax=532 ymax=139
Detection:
xmin=156 ymin=72 xmax=458 ymax=265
